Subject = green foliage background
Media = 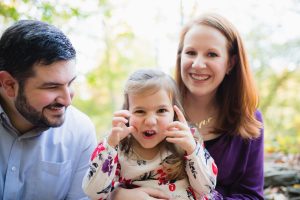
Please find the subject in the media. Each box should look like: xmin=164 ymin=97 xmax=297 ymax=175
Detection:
xmin=1 ymin=0 xmax=299 ymax=154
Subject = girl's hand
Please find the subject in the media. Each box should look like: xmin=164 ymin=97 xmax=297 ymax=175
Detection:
xmin=164 ymin=105 xmax=197 ymax=155
xmin=110 ymin=187 xmax=170 ymax=200
xmin=107 ymin=110 xmax=136 ymax=148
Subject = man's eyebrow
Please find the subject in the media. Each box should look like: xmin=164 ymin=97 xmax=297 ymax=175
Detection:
xmin=68 ymin=76 xmax=77 ymax=85
xmin=41 ymin=76 xmax=77 ymax=87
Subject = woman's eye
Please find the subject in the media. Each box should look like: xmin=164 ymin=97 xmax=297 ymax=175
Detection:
xmin=185 ymin=50 xmax=196 ymax=56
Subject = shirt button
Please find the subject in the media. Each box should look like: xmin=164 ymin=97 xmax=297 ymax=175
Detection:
xmin=11 ymin=166 xmax=16 ymax=172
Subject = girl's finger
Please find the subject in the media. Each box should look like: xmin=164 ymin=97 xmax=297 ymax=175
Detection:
xmin=113 ymin=110 xmax=131 ymax=118
xmin=127 ymin=126 xmax=137 ymax=134
xmin=173 ymin=105 xmax=187 ymax=124
xmin=111 ymin=126 xmax=124 ymax=133
xmin=139 ymin=187 xmax=170 ymax=199
xmin=167 ymin=121 xmax=188 ymax=130
xmin=112 ymin=117 xmax=128 ymax=127
xmin=165 ymin=137 xmax=186 ymax=145
xmin=164 ymin=130 xmax=186 ymax=138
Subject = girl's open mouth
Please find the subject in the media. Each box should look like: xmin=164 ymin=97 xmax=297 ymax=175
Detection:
xmin=143 ymin=130 xmax=156 ymax=138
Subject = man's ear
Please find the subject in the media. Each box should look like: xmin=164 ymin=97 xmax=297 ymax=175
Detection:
xmin=0 ymin=71 xmax=18 ymax=97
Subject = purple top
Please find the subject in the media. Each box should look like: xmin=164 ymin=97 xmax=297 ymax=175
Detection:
xmin=204 ymin=110 xmax=264 ymax=200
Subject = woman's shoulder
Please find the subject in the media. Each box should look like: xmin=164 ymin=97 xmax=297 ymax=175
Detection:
xmin=255 ymin=109 xmax=263 ymax=122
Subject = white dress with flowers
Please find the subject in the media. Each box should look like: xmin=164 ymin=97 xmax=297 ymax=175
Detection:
xmin=82 ymin=139 xmax=218 ymax=200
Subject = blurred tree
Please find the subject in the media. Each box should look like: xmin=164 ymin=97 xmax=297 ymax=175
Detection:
xmin=73 ymin=0 xmax=156 ymax=139
xmin=246 ymin=19 xmax=300 ymax=154
xmin=0 ymin=0 xmax=82 ymax=25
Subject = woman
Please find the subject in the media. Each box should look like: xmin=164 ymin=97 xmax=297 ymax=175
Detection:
xmin=174 ymin=12 xmax=264 ymax=199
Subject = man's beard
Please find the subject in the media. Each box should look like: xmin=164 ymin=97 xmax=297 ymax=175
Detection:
xmin=15 ymin=86 xmax=66 ymax=128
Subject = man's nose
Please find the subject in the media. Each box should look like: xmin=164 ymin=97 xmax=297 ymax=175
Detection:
xmin=56 ymin=86 xmax=74 ymax=106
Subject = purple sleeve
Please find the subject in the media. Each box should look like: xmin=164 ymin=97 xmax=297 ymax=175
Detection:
xmin=224 ymin=135 xmax=264 ymax=199
xmin=206 ymin=110 xmax=265 ymax=199
xmin=223 ymin=111 xmax=264 ymax=200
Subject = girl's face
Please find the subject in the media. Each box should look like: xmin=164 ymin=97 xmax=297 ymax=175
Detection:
xmin=180 ymin=24 xmax=232 ymax=99
xmin=128 ymin=88 xmax=174 ymax=152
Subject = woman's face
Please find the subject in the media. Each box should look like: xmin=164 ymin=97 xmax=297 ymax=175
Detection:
xmin=180 ymin=24 xmax=232 ymax=99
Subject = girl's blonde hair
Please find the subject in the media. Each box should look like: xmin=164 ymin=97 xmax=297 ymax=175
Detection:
xmin=175 ymin=13 xmax=262 ymax=139
xmin=120 ymin=69 xmax=187 ymax=180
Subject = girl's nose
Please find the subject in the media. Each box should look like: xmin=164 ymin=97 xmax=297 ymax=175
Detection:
xmin=144 ymin=114 xmax=157 ymax=126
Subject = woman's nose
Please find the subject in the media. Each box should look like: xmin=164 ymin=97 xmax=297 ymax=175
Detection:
xmin=192 ymin=56 xmax=206 ymax=68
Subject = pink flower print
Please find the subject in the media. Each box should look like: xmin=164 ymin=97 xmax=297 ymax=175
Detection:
xmin=212 ymin=162 xmax=218 ymax=175
xmin=157 ymin=168 xmax=167 ymax=185
xmin=169 ymin=183 xmax=176 ymax=191
xmin=187 ymin=186 xmax=197 ymax=200
xmin=91 ymin=143 xmax=106 ymax=161
xmin=114 ymin=154 xmax=118 ymax=163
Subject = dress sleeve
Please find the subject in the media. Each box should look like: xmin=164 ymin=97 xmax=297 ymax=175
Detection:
xmin=82 ymin=138 xmax=120 ymax=200
xmin=185 ymin=141 xmax=218 ymax=197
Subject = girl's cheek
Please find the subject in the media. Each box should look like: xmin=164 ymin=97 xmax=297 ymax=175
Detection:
xmin=161 ymin=118 xmax=174 ymax=129
xmin=129 ymin=116 xmax=139 ymax=127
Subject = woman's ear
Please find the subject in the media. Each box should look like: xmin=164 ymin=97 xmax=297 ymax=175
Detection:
xmin=227 ymin=54 xmax=237 ymax=75
xmin=0 ymin=71 xmax=18 ymax=97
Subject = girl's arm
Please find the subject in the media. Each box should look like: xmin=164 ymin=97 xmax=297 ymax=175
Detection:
xmin=82 ymin=139 xmax=120 ymax=200
xmin=82 ymin=109 xmax=134 ymax=199
xmin=185 ymin=140 xmax=218 ymax=196
xmin=165 ymin=106 xmax=218 ymax=197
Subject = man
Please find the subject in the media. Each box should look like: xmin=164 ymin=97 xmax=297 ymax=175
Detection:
xmin=0 ymin=20 xmax=97 ymax=199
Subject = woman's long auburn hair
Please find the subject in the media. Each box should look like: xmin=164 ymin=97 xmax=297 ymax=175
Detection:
xmin=175 ymin=13 xmax=262 ymax=139
xmin=120 ymin=69 xmax=187 ymax=180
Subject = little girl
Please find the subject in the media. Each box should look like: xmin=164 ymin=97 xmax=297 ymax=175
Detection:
xmin=82 ymin=69 xmax=218 ymax=200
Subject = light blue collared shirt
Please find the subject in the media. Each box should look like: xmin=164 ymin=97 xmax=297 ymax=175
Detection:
xmin=0 ymin=105 xmax=97 ymax=200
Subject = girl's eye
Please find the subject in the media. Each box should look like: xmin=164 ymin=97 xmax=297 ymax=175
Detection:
xmin=158 ymin=108 xmax=168 ymax=113
xmin=134 ymin=110 xmax=145 ymax=114
xmin=208 ymin=52 xmax=218 ymax=57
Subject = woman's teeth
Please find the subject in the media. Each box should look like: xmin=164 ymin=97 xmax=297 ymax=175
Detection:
xmin=191 ymin=74 xmax=210 ymax=81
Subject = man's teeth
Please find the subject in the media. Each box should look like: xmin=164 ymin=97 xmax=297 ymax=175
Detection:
xmin=191 ymin=74 xmax=210 ymax=81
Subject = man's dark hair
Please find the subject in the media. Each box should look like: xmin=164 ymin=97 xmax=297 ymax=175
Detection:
xmin=0 ymin=20 xmax=76 ymax=83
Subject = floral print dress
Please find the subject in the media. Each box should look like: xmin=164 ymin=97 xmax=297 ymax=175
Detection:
xmin=82 ymin=139 xmax=218 ymax=200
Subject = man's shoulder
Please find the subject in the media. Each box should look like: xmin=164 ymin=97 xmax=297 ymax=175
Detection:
xmin=48 ymin=105 xmax=96 ymax=143
xmin=59 ymin=105 xmax=96 ymax=134
xmin=65 ymin=105 xmax=92 ymax=123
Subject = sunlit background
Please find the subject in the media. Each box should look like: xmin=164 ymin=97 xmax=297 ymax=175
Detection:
xmin=1 ymin=0 xmax=299 ymax=154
